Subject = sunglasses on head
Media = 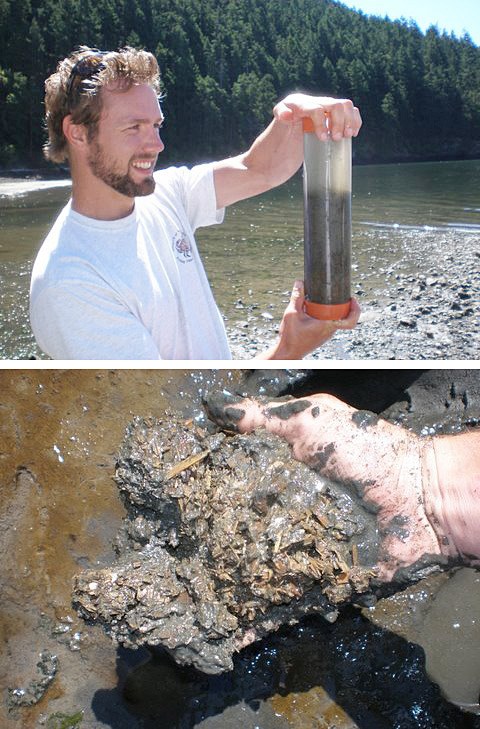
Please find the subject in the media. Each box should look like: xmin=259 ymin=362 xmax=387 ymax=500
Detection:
xmin=66 ymin=50 xmax=108 ymax=102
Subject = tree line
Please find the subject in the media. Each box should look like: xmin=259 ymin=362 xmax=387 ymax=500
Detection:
xmin=1 ymin=0 xmax=479 ymax=168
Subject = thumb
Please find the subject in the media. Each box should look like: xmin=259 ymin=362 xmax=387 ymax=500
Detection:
xmin=288 ymin=279 xmax=305 ymax=313
xmin=273 ymin=99 xmax=297 ymax=123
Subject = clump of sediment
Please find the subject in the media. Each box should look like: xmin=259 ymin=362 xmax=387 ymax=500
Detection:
xmin=73 ymin=412 xmax=379 ymax=674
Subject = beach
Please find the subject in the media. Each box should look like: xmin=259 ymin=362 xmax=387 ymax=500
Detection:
xmin=227 ymin=225 xmax=480 ymax=361
xmin=1 ymin=163 xmax=479 ymax=361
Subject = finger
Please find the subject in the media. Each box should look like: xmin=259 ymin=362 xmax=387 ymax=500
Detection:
xmin=342 ymin=104 xmax=360 ymax=138
xmin=327 ymin=99 xmax=354 ymax=140
xmin=272 ymin=99 xmax=296 ymax=123
xmin=237 ymin=395 xmax=321 ymax=443
xmin=351 ymin=105 xmax=362 ymax=136
xmin=275 ymin=103 xmax=330 ymax=142
xmin=308 ymin=107 xmax=329 ymax=140
xmin=204 ymin=393 xmax=304 ymax=437
xmin=344 ymin=101 xmax=362 ymax=135
xmin=334 ymin=297 xmax=361 ymax=329
xmin=203 ymin=391 xmax=273 ymax=433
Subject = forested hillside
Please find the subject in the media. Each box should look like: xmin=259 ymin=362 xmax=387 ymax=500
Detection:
xmin=1 ymin=0 xmax=479 ymax=168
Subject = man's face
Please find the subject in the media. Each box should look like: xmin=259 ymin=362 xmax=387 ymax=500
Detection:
xmin=87 ymin=83 xmax=164 ymax=198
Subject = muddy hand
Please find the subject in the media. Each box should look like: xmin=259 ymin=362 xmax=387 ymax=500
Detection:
xmin=205 ymin=391 xmax=458 ymax=583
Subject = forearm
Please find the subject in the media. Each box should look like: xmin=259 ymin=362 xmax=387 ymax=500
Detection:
xmin=242 ymin=117 xmax=304 ymax=190
xmin=214 ymin=93 xmax=361 ymax=209
xmin=214 ymin=117 xmax=303 ymax=208
xmin=256 ymin=329 xmax=332 ymax=360
xmin=255 ymin=342 xmax=302 ymax=360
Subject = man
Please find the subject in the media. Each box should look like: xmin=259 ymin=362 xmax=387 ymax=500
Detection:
xmin=30 ymin=46 xmax=362 ymax=360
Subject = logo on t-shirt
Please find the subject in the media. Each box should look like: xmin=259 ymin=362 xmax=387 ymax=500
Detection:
xmin=172 ymin=231 xmax=193 ymax=264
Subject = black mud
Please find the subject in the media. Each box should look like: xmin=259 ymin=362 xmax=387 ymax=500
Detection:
xmin=351 ymin=409 xmax=380 ymax=429
xmin=265 ymin=399 xmax=312 ymax=420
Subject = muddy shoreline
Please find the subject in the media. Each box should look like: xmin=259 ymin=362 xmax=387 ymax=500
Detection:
xmin=226 ymin=228 xmax=480 ymax=361
xmin=1 ymin=369 xmax=480 ymax=729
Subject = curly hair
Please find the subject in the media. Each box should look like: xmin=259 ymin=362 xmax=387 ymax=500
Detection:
xmin=44 ymin=46 xmax=162 ymax=164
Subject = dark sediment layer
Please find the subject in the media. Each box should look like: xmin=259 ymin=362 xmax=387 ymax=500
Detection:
xmin=304 ymin=189 xmax=351 ymax=305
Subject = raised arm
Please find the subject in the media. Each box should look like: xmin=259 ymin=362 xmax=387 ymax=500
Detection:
xmin=213 ymin=93 xmax=362 ymax=209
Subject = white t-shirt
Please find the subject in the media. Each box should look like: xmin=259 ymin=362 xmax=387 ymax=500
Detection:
xmin=29 ymin=163 xmax=232 ymax=360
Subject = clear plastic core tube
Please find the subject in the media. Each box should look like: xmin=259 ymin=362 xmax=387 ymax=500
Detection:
xmin=303 ymin=120 xmax=352 ymax=320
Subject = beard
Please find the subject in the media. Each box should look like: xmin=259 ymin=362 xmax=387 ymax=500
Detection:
xmin=87 ymin=141 xmax=156 ymax=198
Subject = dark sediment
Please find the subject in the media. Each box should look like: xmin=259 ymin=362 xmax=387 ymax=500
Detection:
xmin=71 ymin=370 xmax=477 ymax=675
xmin=304 ymin=189 xmax=351 ymax=305
xmin=73 ymin=414 xmax=382 ymax=674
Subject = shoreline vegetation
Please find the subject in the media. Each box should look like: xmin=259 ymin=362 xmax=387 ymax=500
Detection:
xmin=1 ymin=0 xmax=479 ymax=169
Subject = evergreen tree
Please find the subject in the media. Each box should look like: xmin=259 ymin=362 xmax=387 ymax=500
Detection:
xmin=0 ymin=0 xmax=479 ymax=166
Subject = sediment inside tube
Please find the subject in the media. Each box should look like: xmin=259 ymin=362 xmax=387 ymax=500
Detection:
xmin=304 ymin=188 xmax=351 ymax=304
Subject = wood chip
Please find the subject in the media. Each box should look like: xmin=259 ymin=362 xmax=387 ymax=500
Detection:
xmin=166 ymin=449 xmax=210 ymax=480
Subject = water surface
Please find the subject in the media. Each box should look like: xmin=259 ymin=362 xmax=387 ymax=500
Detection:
xmin=1 ymin=159 xmax=479 ymax=360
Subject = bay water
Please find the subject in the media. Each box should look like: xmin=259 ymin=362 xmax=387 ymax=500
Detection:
xmin=0 ymin=159 xmax=479 ymax=360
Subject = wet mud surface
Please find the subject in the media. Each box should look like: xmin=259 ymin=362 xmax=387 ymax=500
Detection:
xmin=1 ymin=369 xmax=480 ymax=728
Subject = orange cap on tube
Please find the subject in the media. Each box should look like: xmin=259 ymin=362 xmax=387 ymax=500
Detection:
xmin=304 ymin=299 xmax=352 ymax=321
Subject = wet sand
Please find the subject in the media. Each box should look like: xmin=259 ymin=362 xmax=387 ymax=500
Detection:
xmin=0 ymin=370 xmax=239 ymax=728
xmin=1 ymin=369 xmax=480 ymax=729
xmin=0 ymin=178 xmax=71 ymax=197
